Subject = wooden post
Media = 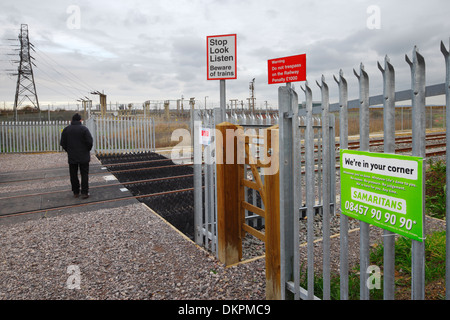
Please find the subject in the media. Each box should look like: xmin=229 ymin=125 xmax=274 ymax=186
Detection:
xmin=216 ymin=122 xmax=242 ymax=265
xmin=164 ymin=100 xmax=170 ymax=121
xmin=100 ymin=93 xmax=107 ymax=117
xmin=264 ymin=126 xmax=281 ymax=300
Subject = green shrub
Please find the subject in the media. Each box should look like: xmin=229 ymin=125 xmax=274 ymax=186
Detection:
xmin=425 ymin=159 xmax=446 ymax=220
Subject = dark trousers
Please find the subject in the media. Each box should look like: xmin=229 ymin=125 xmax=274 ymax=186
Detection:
xmin=69 ymin=163 xmax=89 ymax=195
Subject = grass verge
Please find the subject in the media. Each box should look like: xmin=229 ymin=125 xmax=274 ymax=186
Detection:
xmin=300 ymin=230 xmax=446 ymax=300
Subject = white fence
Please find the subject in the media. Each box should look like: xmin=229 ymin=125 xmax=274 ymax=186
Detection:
xmin=0 ymin=120 xmax=69 ymax=153
xmin=85 ymin=116 xmax=156 ymax=154
xmin=0 ymin=116 xmax=156 ymax=154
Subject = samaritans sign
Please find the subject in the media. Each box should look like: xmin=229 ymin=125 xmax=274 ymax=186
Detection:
xmin=340 ymin=149 xmax=424 ymax=242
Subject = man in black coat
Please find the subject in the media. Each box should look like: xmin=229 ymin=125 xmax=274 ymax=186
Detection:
xmin=60 ymin=113 xmax=93 ymax=199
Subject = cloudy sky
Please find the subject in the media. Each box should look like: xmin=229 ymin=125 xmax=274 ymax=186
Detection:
xmin=1 ymin=0 xmax=450 ymax=110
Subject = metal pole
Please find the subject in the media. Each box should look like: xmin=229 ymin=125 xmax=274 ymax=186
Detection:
xmin=220 ymin=80 xmax=226 ymax=123
xmin=334 ymin=69 xmax=349 ymax=300
xmin=205 ymin=141 xmax=212 ymax=252
xmin=406 ymin=45 xmax=426 ymax=300
xmin=193 ymin=111 xmax=203 ymax=246
xmin=354 ymin=63 xmax=370 ymax=300
xmin=302 ymin=81 xmax=315 ymax=300
xmin=317 ymin=75 xmax=331 ymax=300
xmin=378 ymin=55 xmax=396 ymax=300
xmin=441 ymin=39 xmax=450 ymax=300
xmin=213 ymin=107 xmax=221 ymax=258
xmin=292 ymin=86 xmax=301 ymax=300
xmin=278 ymin=82 xmax=297 ymax=299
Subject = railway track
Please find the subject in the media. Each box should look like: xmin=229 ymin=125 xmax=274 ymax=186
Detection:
xmin=0 ymin=154 xmax=196 ymax=226
xmin=342 ymin=132 xmax=446 ymax=149
xmin=300 ymin=132 xmax=446 ymax=153
xmin=0 ymin=173 xmax=195 ymax=201
xmin=0 ymin=187 xmax=196 ymax=220
xmin=1 ymin=131 xmax=446 ymax=224
xmin=299 ymin=131 xmax=446 ymax=171
xmin=0 ymin=161 xmax=193 ymax=185
xmin=298 ymin=142 xmax=447 ymax=166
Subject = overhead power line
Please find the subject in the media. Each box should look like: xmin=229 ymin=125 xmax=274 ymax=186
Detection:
xmin=33 ymin=54 xmax=90 ymax=100
xmin=32 ymin=47 xmax=96 ymax=93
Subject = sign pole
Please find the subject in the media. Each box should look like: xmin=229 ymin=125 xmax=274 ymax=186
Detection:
xmin=220 ymin=79 xmax=226 ymax=123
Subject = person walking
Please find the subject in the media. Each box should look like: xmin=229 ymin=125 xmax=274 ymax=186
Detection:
xmin=60 ymin=113 xmax=93 ymax=199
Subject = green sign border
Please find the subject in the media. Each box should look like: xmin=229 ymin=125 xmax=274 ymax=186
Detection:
xmin=340 ymin=149 xmax=424 ymax=242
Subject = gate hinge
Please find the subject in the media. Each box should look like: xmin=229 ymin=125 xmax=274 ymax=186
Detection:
xmin=283 ymin=111 xmax=294 ymax=119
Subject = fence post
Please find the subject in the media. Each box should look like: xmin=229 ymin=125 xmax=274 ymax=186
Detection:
xmin=152 ymin=118 xmax=156 ymax=151
xmin=378 ymin=55 xmax=396 ymax=300
xmin=317 ymin=75 xmax=331 ymax=299
xmin=406 ymin=46 xmax=426 ymax=300
xmin=193 ymin=111 xmax=203 ymax=246
xmin=354 ymin=63 xmax=370 ymax=300
xmin=216 ymin=122 xmax=242 ymax=266
xmin=334 ymin=69 xmax=349 ymax=300
xmin=441 ymin=39 xmax=450 ymax=301
xmin=302 ymin=81 xmax=316 ymax=300
xmin=278 ymin=83 xmax=298 ymax=300
xmin=85 ymin=117 xmax=97 ymax=154
xmin=0 ymin=123 xmax=4 ymax=153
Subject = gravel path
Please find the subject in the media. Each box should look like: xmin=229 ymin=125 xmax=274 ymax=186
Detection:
xmin=0 ymin=202 xmax=266 ymax=300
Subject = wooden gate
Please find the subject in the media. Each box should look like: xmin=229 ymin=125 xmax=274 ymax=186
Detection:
xmin=216 ymin=121 xmax=281 ymax=299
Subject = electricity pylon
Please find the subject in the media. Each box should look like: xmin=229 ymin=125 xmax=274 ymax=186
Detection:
xmin=13 ymin=24 xmax=40 ymax=120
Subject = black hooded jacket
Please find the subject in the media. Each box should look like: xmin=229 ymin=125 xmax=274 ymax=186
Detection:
xmin=60 ymin=120 xmax=93 ymax=164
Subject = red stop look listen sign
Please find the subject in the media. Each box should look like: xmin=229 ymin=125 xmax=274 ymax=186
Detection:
xmin=268 ymin=54 xmax=306 ymax=84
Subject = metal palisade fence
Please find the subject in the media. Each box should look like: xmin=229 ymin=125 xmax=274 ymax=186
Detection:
xmin=281 ymin=43 xmax=448 ymax=300
xmin=0 ymin=116 xmax=156 ymax=154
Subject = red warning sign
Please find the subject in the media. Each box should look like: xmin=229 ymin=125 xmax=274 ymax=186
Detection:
xmin=268 ymin=54 xmax=306 ymax=84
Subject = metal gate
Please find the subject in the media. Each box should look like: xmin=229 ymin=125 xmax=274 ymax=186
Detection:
xmin=85 ymin=115 xmax=155 ymax=154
